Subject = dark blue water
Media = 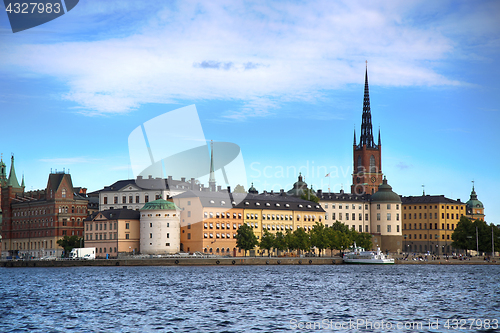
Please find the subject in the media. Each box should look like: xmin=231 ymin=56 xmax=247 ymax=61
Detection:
xmin=0 ymin=265 xmax=499 ymax=332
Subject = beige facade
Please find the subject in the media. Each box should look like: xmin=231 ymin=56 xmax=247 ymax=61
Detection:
xmin=84 ymin=208 xmax=140 ymax=258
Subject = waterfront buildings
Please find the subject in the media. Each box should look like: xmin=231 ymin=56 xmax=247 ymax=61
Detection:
xmin=173 ymin=190 xmax=325 ymax=256
xmin=317 ymin=177 xmax=403 ymax=253
xmin=1 ymin=157 xmax=88 ymax=259
xmin=84 ymin=208 xmax=140 ymax=258
xmin=140 ymin=199 xmax=181 ymax=255
xmin=401 ymin=195 xmax=467 ymax=255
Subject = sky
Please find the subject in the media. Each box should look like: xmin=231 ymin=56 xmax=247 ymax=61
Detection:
xmin=0 ymin=1 xmax=499 ymax=223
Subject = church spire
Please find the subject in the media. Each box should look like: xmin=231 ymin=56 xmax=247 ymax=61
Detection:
xmin=359 ymin=61 xmax=375 ymax=148
xmin=378 ymin=127 xmax=381 ymax=146
xmin=208 ymin=140 xmax=216 ymax=191
xmin=7 ymin=155 xmax=21 ymax=188
xmin=353 ymin=127 xmax=357 ymax=146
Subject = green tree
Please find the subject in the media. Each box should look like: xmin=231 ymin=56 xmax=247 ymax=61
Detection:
xmin=293 ymin=227 xmax=311 ymax=255
xmin=284 ymin=229 xmax=295 ymax=252
xmin=235 ymin=223 xmax=258 ymax=256
xmin=233 ymin=184 xmax=246 ymax=193
xmin=274 ymin=231 xmax=287 ymax=254
xmin=453 ymin=217 xmax=500 ymax=254
xmin=259 ymin=230 xmax=275 ymax=256
xmin=354 ymin=232 xmax=373 ymax=250
xmin=300 ymin=188 xmax=319 ymax=203
xmin=310 ymin=222 xmax=328 ymax=256
xmin=56 ymin=235 xmax=82 ymax=257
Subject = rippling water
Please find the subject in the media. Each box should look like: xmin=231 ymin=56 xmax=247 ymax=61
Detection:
xmin=0 ymin=265 xmax=499 ymax=332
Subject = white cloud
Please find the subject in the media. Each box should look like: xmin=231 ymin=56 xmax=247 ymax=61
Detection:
xmin=1 ymin=0 xmax=494 ymax=117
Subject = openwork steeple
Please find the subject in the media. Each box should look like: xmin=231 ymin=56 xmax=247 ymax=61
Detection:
xmin=208 ymin=140 xmax=216 ymax=191
xmin=358 ymin=62 xmax=377 ymax=149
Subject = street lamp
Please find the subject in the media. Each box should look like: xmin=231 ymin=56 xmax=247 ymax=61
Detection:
xmin=466 ymin=235 xmax=473 ymax=257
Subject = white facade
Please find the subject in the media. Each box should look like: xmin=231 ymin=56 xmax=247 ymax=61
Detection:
xmin=98 ymin=177 xmax=192 ymax=211
xmin=140 ymin=206 xmax=180 ymax=255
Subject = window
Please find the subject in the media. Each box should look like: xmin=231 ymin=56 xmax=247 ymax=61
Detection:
xmin=136 ymin=196 xmax=139 ymax=203
xmin=103 ymin=197 xmax=108 ymax=204
xmin=332 ymin=213 xmax=336 ymax=220
xmin=62 ymin=188 xmax=66 ymax=198
xmin=387 ymin=225 xmax=391 ymax=232
xmin=397 ymin=225 xmax=400 ymax=232
xmin=396 ymin=213 xmax=399 ymax=221
xmin=145 ymin=195 xmax=149 ymax=203
xmin=126 ymin=234 xmax=129 ymax=239
xmin=129 ymin=196 xmax=133 ymax=203
xmin=352 ymin=213 xmax=355 ymax=220
xmin=358 ymin=225 xmax=362 ymax=232
xmin=370 ymin=155 xmax=376 ymax=172
xmin=376 ymin=225 xmax=380 ymax=233
xmin=377 ymin=204 xmax=380 ymax=210
xmin=377 ymin=213 xmax=380 ymax=221
xmin=125 ymin=223 xmax=130 ymax=229
xmin=387 ymin=213 xmax=391 ymax=221
xmin=365 ymin=214 xmax=368 ymax=221
xmin=387 ymin=204 xmax=391 ymax=209
xmin=359 ymin=213 xmax=362 ymax=221
xmin=339 ymin=213 xmax=342 ymax=220
xmin=150 ymin=223 xmax=152 ymax=227
xmin=114 ymin=197 xmax=118 ymax=204
xmin=150 ymin=233 xmax=152 ymax=238
xmin=187 ymin=233 xmax=191 ymax=240
xmin=346 ymin=214 xmax=349 ymax=221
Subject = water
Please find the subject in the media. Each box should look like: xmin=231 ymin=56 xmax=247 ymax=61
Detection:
xmin=0 ymin=265 xmax=499 ymax=332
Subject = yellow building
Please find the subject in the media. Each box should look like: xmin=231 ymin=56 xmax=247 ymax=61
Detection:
xmin=84 ymin=208 xmax=140 ymax=258
xmin=173 ymin=190 xmax=325 ymax=256
xmin=401 ymin=195 xmax=467 ymax=255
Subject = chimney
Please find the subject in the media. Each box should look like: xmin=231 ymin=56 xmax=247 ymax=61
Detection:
xmin=82 ymin=188 xmax=87 ymax=195
xmin=181 ymin=177 xmax=186 ymax=182
xmin=270 ymin=190 xmax=274 ymax=195
xmin=190 ymin=178 xmax=195 ymax=190
xmin=168 ymin=176 xmax=173 ymax=181
xmin=263 ymin=190 xmax=267 ymax=195
xmin=317 ymin=189 xmax=323 ymax=196
xmin=137 ymin=175 xmax=143 ymax=180
xmin=280 ymin=189 xmax=284 ymax=195
xmin=457 ymin=199 xmax=461 ymax=202
xmin=148 ymin=175 xmax=152 ymax=179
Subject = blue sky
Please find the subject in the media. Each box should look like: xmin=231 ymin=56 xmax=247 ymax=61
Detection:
xmin=1 ymin=1 xmax=499 ymax=223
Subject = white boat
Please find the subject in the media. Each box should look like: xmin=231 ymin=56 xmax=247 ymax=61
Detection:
xmin=343 ymin=243 xmax=394 ymax=264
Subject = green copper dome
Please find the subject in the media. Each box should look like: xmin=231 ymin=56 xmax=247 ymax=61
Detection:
xmin=466 ymin=186 xmax=483 ymax=209
xmin=141 ymin=199 xmax=178 ymax=211
xmin=370 ymin=176 xmax=401 ymax=203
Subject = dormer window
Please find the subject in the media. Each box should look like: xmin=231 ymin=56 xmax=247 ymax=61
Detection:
xmin=285 ymin=204 xmax=290 ymax=208
xmin=266 ymin=203 xmax=270 ymax=207
xmin=275 ymin=203 xmax=280 ymax=207
xmin=62 ymin=188 xmax=66 ymax=198
xmin=298 ymin=204 xmax=303 ymax=208
xmin=256 ymin=202 xmax=261 ymax=206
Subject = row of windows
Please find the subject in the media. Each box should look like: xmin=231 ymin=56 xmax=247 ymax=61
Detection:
xmin=332 ymin=213 xmax=370 ymax=221
xmin=149 ymin=233 xmax=169 ymax=238
xmin=404 ymin=213 xmax=463 ymax=220
xmin=404 ymin=205 xmax=463 ymax=210
xmin=405 ymin=233 xmax=452 ymax=240
xmin=376 ymin=204 xmax=400 ymax=210
xmin=97 ymin=247 xmax=117 ymax=254
xmin=204 ymin=223 xmax=241 ymax=230
xmin=87 ymin=222 xmax=117 ymax=231
xmin=12 ymin=240 xmax=54 ymax=250
xmin=204 ymin=233 xmax=236 ymax=239
xmin=203 ymin=247 xmax=239 ymax=254
xmin=86 ymin=233 xmax=118 ymax=241
xmin=12 ymin=229 xmax=80 ymax=238
xmin=204 ymin=212 xmax=242 ymax=219
xmin=13 ymin=206 xmax=86 ymax=216
xmin=374 ymin=225 xmax=400 ymax=233
xmin=103 ymin=194 xmax=160 ymax=205
xmin=142 ymin=213 xmax=176 ymax=217
xmin=404 ymin=223 xmax=455 ymax=230
xmin=147 ymin=222 xmax=171 ymax=228
xmin=375 ymin=213 xmax=400 ymax=221
xmin=323 ymin=203 xmax=369 ymax=210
